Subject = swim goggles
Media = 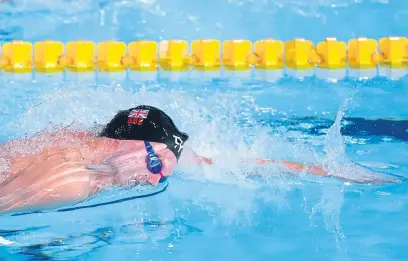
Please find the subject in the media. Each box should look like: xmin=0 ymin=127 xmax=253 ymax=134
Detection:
xmin=144 ymin=140 xmax=167 ymax=183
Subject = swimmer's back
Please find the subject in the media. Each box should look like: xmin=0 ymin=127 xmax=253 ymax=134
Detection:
xmin=1 ymin=130 xmax=117 ymax=178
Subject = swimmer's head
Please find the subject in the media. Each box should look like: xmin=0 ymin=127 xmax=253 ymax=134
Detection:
xmin=99 ymin=105 xmax=189 ymax=160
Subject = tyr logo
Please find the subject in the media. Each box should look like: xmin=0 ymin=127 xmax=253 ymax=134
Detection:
xmin=173 ymin=135 xmax=184 ymax=153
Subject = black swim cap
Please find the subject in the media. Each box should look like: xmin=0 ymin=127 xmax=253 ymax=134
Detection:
xmin=99 ymin=105 xmax=189 ymax=160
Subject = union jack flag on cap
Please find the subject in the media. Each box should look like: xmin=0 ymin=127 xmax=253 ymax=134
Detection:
xmin=128 ymin=108 xmax=150 ymax=125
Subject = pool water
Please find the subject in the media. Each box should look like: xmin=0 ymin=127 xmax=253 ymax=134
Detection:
xmin=1 ymin=0 xmax=408 ymax=260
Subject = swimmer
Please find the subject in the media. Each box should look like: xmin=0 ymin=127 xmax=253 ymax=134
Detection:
xmin=0 ymin=105 xmax=392 ymax=214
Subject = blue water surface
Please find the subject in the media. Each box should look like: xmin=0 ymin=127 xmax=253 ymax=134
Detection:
xmin=0 ymin=0 xmax=407 ymax=260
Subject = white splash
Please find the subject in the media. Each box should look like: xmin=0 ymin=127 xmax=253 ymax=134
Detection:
xmin=322 ymin=96 xmax=400 ymax=184
xmin=0 ymin=235 xmax=15 ymax=245
xmin=304 ymin=98 xmax=349 ymax=244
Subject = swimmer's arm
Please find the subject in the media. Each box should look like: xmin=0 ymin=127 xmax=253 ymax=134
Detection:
xmin=181 ymin=148 xmax=327 ymax=176
xmin=248 ymin=158 xmax=328 ymax=176
xmin=191 ymin=153 xmax=393 ymax=184
xmin=0 ymin=166 xmax=114 ymax=214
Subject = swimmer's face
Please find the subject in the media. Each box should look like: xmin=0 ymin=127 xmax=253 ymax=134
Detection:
xmin=104 ymin=140 xmax=177 ymax=186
